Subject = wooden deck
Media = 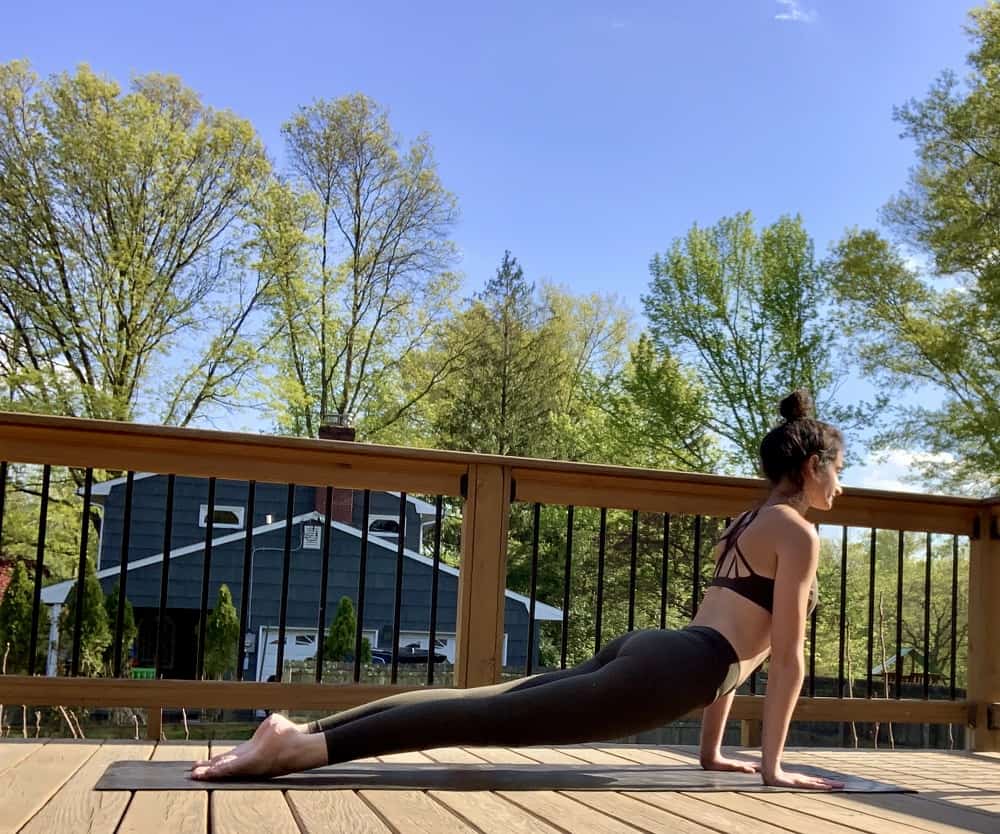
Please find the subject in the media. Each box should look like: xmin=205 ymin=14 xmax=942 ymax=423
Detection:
xmin=2 ymin=741 xmax=999 ymax=833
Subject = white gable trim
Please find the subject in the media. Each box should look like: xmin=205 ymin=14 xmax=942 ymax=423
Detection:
xmin=41 ymin=511 xmax=563 ymax=621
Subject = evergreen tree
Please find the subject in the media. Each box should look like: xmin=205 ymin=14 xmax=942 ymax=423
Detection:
xmin=58 ymin=559 xmax=111 ymax=676
xmin=0 ymin=560 xmax=45 ymax=674
xmin=204 ymin=584 xmax=240 ymax=680
xmin=102 ymin=583 xmax=137 ymax=673
xmin=324 ymin=596 xmax=371 ymax=663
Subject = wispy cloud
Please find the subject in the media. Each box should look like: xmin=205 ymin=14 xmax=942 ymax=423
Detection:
xmin=774 ymin=0 xmax=817 ymax=24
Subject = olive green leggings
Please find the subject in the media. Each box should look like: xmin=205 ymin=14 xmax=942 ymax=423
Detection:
xmin=307 ymin=625 xmax=740 ymax=764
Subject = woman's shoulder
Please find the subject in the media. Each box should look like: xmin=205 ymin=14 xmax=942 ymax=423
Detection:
xmin=756 ymin=504 xmax=819 ymax=542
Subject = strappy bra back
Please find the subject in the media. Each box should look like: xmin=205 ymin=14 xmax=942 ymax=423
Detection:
xmin=708 ymin=508 xmax=818 ymax=615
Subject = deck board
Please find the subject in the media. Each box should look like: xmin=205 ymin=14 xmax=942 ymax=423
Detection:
xmin=18 ymin=742 xmax=154 ymax=834
xmin=0 ymin=741 xmax=96 ymax=834
xmin=3 ymin=741 xmax=998 ymax=833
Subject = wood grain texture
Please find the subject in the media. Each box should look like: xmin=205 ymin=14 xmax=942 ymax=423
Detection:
xmin=0 ymin=741 xmax=96 ymax=834
xmin=19 ymin=742 xmax=154 ymax=834
xmin=287 ymin=791 xmax=393 ymax=834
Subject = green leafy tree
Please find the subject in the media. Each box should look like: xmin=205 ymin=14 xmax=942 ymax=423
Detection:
xmin=0 ymin=61 xmax=274 ymax=426
xmin=0 ymin=560 xmax=47 ymax=674
xmin=829 ymin=5 xmax=1000 ymax=493
xmin=643 ymin=212 xmax=862 ymax=473
xmin=102 ymin=583 xmax=137 ymax=674
xmin=267 ymin=93 xmax=460 ymax=438
xmin=204 ymin=584 xmax=240 ymax=680
xmin=324 ymin=596 xmax=371 ymax=663
xmin=58 ymin=558 xmax=111 ymax=676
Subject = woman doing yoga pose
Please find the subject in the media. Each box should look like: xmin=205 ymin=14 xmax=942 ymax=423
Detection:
xmin=191 ymin=389 xmax=844 ymax=789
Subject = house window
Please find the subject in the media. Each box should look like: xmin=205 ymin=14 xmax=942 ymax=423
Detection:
xmin=369 ymin=515 xmax=402 ymax=538
xmin=199 ymin=504 xmax=245 ymax=529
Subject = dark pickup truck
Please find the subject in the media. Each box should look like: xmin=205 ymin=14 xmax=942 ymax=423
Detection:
xmin=370 ymin=644 xmax=448 ymax=665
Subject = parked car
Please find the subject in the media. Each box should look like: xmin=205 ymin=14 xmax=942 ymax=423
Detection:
xmin=370 ymin=643 xmax=447 ymax=665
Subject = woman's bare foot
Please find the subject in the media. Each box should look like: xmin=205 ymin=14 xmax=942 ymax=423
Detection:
xmin=189 ymin=714 xmax=327 ymax=780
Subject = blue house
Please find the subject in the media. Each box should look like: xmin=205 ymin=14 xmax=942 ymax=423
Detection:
xmin=41 ymin=474 xmax=561 ymax=679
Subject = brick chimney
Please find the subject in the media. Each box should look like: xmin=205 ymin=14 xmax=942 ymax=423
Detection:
xmin=317 ymin=413 xmax=355 ymax=524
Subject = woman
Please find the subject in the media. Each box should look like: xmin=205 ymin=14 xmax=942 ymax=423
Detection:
xmin=192 ymin=390 xmax=844 ymax=789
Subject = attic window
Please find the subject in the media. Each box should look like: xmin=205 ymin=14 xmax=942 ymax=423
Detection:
xmin=199 ymin=504 xmax=245 ymax=529
xmin=369 ymin=516 xmax=401 ymax=537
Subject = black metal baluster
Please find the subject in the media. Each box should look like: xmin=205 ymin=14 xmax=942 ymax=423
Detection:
xmin=314 ymin=486 xmax=334 ymax=684
xmin=235 ymin=480 xmax=255 ymax=682
xmin=560 ymin=505 xmax=574 ymax=670
xmin=427 ymin=496 xmax=443 ymax=685
xmin=691 ymin=515 xmax=702 ymax=617
xmin=195 ymin=477 xmax=217 ymax=681
xmin=354 ymin=490 xmax=372 ymax=683
xmin=923 ymin=532 xmax=932 ymax=700
xmin=71 ymin=468 xmax=93 ymax=676
xmin=526 ymin=503 xmax=541 ymax=676
xmin=154 ymin=474 xmax=176 ymax=680
xmin=866 ymin=528 xmax=877 ymax=699
xmin=0 ymin=462 xmax=7 ymax=553
xmin=660 ymin=514 xmax=670 ymax=630
xmin=112 ymin=471 xmax=135 ymax=678
xmin=28 ymin=465 xmax=51 ymax=676
xmin=274 ymin=483 xmax=295 ymax=683
xmin=390 ymin=492 xmax=407 ymax=685
xmin=838 ymin=525 xmax=848 ymax=697
xmin=950 ymin=535 xmax=959 ymax=701
xmin=809 ymin=604 xmax=818 ymax=698
xmin=595 ymin=508 xmax=607 ymax=653
xmin=627 ymin=510 xmax=639 ymax=632
xmin=895 ymin=530 xmax=904 ymax=699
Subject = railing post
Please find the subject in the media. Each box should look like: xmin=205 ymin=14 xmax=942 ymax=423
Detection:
xmin=968 ymin=505 xmax=1000 ymax=752
xmin=454 ymin=464 xmax=512 ymax=688
xmin=146 ymin=707 xmax=162 ymax=741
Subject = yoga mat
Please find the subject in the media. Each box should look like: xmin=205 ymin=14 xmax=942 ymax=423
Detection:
xmin=95 ymin=760 xmax=913 ymax=793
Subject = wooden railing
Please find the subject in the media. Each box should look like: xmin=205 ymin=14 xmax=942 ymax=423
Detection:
xmin=0 ymin=412 xmax=997 ymax=750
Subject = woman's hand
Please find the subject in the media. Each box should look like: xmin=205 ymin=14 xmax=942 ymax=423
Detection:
xmin=762 ymin=767 xmax=844 ymax=790
xmin=700 ymin=754 xmax=761 ymax=774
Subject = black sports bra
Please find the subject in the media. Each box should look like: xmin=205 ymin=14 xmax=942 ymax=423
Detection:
xmin=709 ymin=509 xmax=818 ymax=616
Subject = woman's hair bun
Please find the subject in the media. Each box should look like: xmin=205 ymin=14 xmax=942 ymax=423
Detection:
xmin=779 ymin=389 xmax=815 ymax=423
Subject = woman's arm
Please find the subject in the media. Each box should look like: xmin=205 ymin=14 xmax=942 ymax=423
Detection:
xmin=762 ymin=520 xmax=841 ymax=790
xmin=699 ymin=649 xmax=769 ymax=772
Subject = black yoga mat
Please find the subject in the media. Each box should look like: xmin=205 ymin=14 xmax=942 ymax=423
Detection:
xmin=95 ymin=760 xmax=913 ymax=793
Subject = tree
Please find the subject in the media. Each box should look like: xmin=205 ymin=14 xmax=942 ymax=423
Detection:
xmin=430 ymin=252 xmax=568 ymax=457
xmin=828 ymin=5 xmax=1000 ymax=493
xmin=643 ymin=212 xmax=860 ymax=473
xmin=204 ymin=584 xmax=240 ymax=680
xmin=324 ymin=596 xmax=371 ymax=663
xmin=0 ymin=560 xmax=46 ymax=674
xmin=102 ymin=583 xmax=137 ymax=674
xmin=0 ymin=61 xmax=274 ymax=426
xmin=58 ymin=558 xmax=110 ymax=676
xmin=267 ymin=94 xmax=460 ymax=438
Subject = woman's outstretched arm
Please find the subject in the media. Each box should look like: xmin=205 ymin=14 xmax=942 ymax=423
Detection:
xmin=762 ymin=521 xmax=841 ymax=790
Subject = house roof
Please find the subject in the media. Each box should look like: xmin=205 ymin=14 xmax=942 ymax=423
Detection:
xmin=40 ymin=511 xmax=563 ymax=621
xmin=82 ymin=474 xmax=438 ymax=517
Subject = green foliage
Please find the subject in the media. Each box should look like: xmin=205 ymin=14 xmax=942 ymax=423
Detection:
xmin=204 ymin=584 xmax=241 ymax=680
xmin=102 ymin=583 xmax=137 ymax=673
xmin=0 ymin=560 xmax=46 ymax=674
xmin=58 ymin=559 xmax=111 ymax=676
xmin=266 ymin=93 xmax=460 ymax=439
xmin=324 ymin=596 xmax=371 ymax=663
xmin=828 ymin=5 xmax=1000 ymax=493
xmin=0 ymin=60 xmax=274 ymax=425
xmin=643 ymin=212 xmax=862 ymax=473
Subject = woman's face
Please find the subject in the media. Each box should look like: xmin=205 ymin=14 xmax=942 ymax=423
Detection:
xmin=805 ymin=449 xmax=844 ymax=511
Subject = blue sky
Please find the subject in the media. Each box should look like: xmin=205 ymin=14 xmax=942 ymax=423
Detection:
xmin=0 ymin=1 xmax=980 ymax=489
